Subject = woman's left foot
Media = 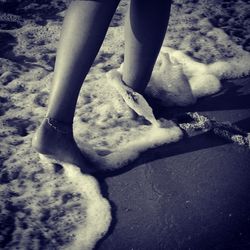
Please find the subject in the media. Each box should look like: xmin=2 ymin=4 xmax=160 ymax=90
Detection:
xmin=32 ymin=118 xmax=96 ymax=174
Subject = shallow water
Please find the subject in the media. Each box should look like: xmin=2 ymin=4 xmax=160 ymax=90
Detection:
xmin=0 ymin=0 xmax=250 ymax=249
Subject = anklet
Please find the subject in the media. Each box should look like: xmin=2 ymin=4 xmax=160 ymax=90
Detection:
xmin=45 ymin=117 xmax=73 ymax=134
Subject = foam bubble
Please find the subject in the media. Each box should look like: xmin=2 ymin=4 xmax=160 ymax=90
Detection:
xmin=0 ymin=153 xmax=111 ymax=250
xmin=148 ymin=43 xmax=249 ymax=105
xmin=102 ymin=120 xmax=183 ymax=168
xmin=62 ymin=165 xmax=111 ymax=250
xmin=189 ymin=74 xmax=221 ymax=98
xmin=74 ymin=75 xmax=183 ymax=170
xmin=148 ymin=52 xmax=196 ymax=106
xmin=208 ymin=55 xmax=250 ymax=79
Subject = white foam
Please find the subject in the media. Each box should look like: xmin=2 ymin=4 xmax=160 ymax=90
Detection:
xmin=1 ymin=0 xmax=250 ymax=249
xmin=63 ymin=165 xmax=111 ymax=250
xmin=147 ymin=42 xmax=250 ymax=105
xmin=0 ymin=149 xmax=111 ymax=250
xmin=208 ymin=55 xmax=250 ymax=79
xmin=188 ymin=74 xmax=221 ymax=98
xmin=74 ymin=75 xmax=183 ymax=171
xmin=147 ymin=51 xmax=196 ymax=106
xmin=101 ymin=121 xmax=183 ymax=168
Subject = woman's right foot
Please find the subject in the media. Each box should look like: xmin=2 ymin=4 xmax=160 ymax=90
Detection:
xmin=32 ymin=118 xmax=96 ymax=174
xmin=107 ymin=70 xmax=159 ymax=127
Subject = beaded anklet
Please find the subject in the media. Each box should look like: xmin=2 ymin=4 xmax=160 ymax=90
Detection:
xmin=45 ymin=117 xmax=73 ymax=134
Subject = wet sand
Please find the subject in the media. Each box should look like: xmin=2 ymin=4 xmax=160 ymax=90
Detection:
xmin=1 ymin=0 xmax=250 ymax=248
xmin=96 ymin=76 xmax=250 ymax=249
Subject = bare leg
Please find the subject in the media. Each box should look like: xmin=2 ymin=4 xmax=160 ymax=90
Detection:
xmin=48 ymin=0 xmax=120 ymax=123
xmin=32 ymin=0 xmax=119 ymax=172
xmin=122 ymin=0 xmax=171 ymax=93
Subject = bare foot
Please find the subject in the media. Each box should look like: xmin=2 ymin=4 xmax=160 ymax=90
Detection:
xmin=107 ymin=70 xmax=159 ymax=127
xmin=32 ymin=118 xmax=96 ymax=174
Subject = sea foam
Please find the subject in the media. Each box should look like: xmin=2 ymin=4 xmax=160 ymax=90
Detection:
xmin=1 ymin=0 xmax=250 ymax=249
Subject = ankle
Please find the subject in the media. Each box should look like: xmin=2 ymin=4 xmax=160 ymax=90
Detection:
xmin=32 ymin=117 xmax=73 ymax=154
xmin=121 ymin=75 xmax=147 ymax=95
xmin=44 ymin=117 xmax=73 ymax=134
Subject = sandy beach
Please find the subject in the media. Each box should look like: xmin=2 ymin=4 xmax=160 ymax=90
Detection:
xmin=1 ymin=0 xmax=250 ymax=249
xmin=96 ymin=76 xmax=250 ymax=250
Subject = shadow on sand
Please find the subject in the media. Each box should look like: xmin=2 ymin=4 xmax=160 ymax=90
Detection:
xmin=94 ymin=77 xmax=250 ymax=250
